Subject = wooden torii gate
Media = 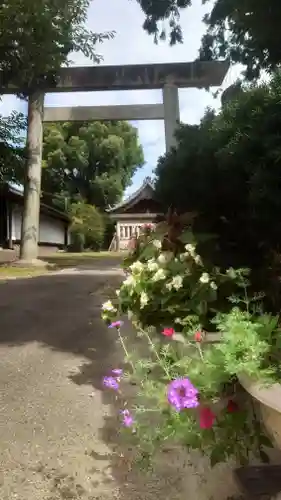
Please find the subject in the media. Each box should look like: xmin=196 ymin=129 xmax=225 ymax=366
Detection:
xmin=0 ymin=60 xmax=229 ymax=261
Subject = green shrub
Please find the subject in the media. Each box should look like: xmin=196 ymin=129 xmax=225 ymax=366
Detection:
xmin=69 ymin=202 xmax=105 ymax=251
xmin=101 ymin=222 xmax=278 ymax=469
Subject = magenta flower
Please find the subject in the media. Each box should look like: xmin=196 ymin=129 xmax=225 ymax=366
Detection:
xmin=109 ymin=320 xmax=124 ymax=329
xmin=112 ymin=368 xmax=123 ymax=377
xmin=121 ymin=409 xmax=134 ymax=427
xmin=162 ymin=327 xmax=175 ymax=337
xmin=167 ymin=377 xmax=199 ymax=412
xmin=103 ymin=376 xmax=119 ymax=390
xmin=199 ymin=406 xmax=216 ymax=429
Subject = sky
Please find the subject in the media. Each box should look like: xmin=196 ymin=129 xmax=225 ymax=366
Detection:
xmin=0 ymin=0 xmax=241 ymax=196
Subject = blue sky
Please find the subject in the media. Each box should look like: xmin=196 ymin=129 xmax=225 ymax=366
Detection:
xmin=0 ymin=0 xmax=241 ymax=196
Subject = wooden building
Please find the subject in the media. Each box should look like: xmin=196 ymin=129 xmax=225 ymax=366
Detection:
xmin=107 ymin=177 xmax=163 ymax=250
xmin=0 ymin=183 xmax=70 ymax=250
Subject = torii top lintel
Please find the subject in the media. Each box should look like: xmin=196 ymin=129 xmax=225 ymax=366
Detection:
xmin=1 ymin=60 xmax=229 ymax=94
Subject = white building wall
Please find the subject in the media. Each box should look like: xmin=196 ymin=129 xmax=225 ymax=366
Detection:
xmin=116 ymin=220 xmax=154 ymax=250
xmin=39 ymin=214 xmax=65 ymax=245
xmin=11 ymin=205 xmax=66 ymax=245
xmin=11 ymin=206 xmax=21 ymax=241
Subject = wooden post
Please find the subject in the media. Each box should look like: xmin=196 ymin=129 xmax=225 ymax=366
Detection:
xmin=8 ymin=203 xmax=12 ymax=249
xmin=116 ymin=222 xmax=120 ymax=251
xmin=64 ymin=224 xmax=68 ymax=248
xmin=19 ymin=91 xmax=44 ymax=262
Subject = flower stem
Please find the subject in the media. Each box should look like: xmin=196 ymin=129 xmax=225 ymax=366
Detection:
xmin=141 ymin=328 xmax=171 ymax=379
xmin=197 ymin=343 xmax=204 ymax=362
xmin=117 ymin=327 xmax=129 ymax=358
xmin=117 ymin=327 xmax=135 ymax=373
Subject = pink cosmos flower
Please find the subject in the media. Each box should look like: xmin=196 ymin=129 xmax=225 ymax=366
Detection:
xmin=162 ymin=327 xmax=175 ymax=337
xmin=102 ymin=376 xmax=119 ymax=391
xmin=142 ymin=223 xmax=153 ymax=230
xmin=199 ymin=406 xmax=216 ymax=429
xmin=167 ymin=378 xmax=199 ymax=411
xmin=121 ymin=409 xmax=134 ymax=427
xmin=109 ymin=320 xmax=124 ymax=329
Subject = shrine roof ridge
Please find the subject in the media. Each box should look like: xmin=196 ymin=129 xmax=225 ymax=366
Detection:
xmin=107 ymin=177 xmax=155 ymax=213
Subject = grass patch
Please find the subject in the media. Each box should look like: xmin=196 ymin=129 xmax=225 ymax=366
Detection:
xmin=46 ymin=251 xmax=125 ymax=259
xmin=0 ymin=251 xmax=126 ymax=277
xmin=0 ymin=266 xmax=51 ymax=280
xmin=43 ymin=251 xmax=126 ymax=269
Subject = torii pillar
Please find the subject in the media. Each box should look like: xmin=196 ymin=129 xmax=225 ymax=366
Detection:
xmin=162 ymin=84 xmax=180 ymax=151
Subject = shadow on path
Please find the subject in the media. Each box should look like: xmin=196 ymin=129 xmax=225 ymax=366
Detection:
xmin=0 ymin=271 xmax=243 ymax=500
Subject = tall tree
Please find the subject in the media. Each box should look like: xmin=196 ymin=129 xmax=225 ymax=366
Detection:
xmin=155 ymin=72 xmax=281 ymax=307
xmin=0 ymin=111 xmax=26 ymax=182
xmin=0 ymin=0 xmax=113 ymax=262
xmin=0 ymin=0 xmax=111 ymax=91
xmin=200 ymin=0 xmax=281 ymax=80
xmin=41 ymin=120 xmax=144 ymax=210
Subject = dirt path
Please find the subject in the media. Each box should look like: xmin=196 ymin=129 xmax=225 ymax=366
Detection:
xmin=0 ymin=266 xmax=241 ymax=500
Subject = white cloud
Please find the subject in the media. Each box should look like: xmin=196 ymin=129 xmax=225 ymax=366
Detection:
xmin=0 ymin=0 xmax=242 ymax=195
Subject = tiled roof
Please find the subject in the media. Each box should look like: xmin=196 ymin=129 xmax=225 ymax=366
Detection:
xmin=107 ymin=177 xmax=155 ymax=213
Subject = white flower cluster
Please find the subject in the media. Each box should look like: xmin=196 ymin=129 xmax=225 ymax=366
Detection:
xmin=199 ymin=272 xmax=217 ymax=290
xmin=179 ymin=243 xmax=218 ymax=290
xmin=101 ymin=300 xmax=117 ymax=320
xmin=140 ymin=291 xmax=149 ymax=308
xmin=118 ymin=238 xmax=219 ymax=316
xmin=180 ymin=243 xmax=202 ymax=265
xmin=152 ymin=239 xmax=162 ymax=249
xmin=166 ymin=275 xmax=183 ymax=291
xmin=147 ymin=259 xmax=159 ymax=272
xmin=130 ymin=260 xmax=144 ymax=274
xmin=102 ymin=300 xmax=116 ymax=312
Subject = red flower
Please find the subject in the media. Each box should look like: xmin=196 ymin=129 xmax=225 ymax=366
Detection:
xmin=199 ymin=406 xmax=216 ymax=429
xmin=142 ymin=223 xmax=153 ymax=231
xmin=194 ymin=331 xmax=203 ymax=342
xmin=226 ymin=399 xmax=239 ymax=413
xmin=162 ymin=328 xmax=175 ymax=337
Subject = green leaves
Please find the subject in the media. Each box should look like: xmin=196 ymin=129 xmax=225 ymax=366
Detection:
xmin=0 ymin=111 xmax=26 ymax=182
xmin=69 ymin=201 xmax=105 ymax=251
xmin=155 ymin=73 xmax=281 ymax=312
xmin=214 ymin=308 xmax=280 ymax=381
xmin=200 ymin=0 xmax=281 ymax=80
xmin=0 ymin=0 xmax=114 ymax=93
xmin=42 ymin=121 xmax=144 ymax=210
xmin=138 ymin=0 xmax=192 ymax=45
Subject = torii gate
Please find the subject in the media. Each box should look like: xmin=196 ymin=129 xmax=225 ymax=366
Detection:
xmin=0 ymin=60 xmax=229 ymax=260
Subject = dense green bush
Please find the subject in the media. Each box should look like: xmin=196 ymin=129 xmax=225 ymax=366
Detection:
xmin=155 ymin=73 xmax=281 ymax=311
xmin=69 ymin=201 xmax=105 ymax=251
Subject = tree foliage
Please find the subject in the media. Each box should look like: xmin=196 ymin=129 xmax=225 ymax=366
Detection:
xmin=155 ymin=72 xmax=281 ymax=308
xmin=69 ymin=201 xmax=105 ymax=251
xmin=0 ymin=111 xmax=26 ymax=182
xmin=135 ymin=0 xmax=281 ymax=79
xmin=41 ymin=120 xmax=144 ymax=210
xmin=0 ymin=0 xmax=113 ymax=93
xmin=200 ymin=0 xmax=281 ymax=80
xmin=136 ymin=0 xmax=191 ymax=45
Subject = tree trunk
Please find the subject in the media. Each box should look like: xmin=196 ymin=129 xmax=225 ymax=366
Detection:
xmin=19 ymin=91 xmax=44 ymax=262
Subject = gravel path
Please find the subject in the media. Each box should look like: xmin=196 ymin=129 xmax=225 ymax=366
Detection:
xmin=0 ymin=266 xmax=241 ymax=500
